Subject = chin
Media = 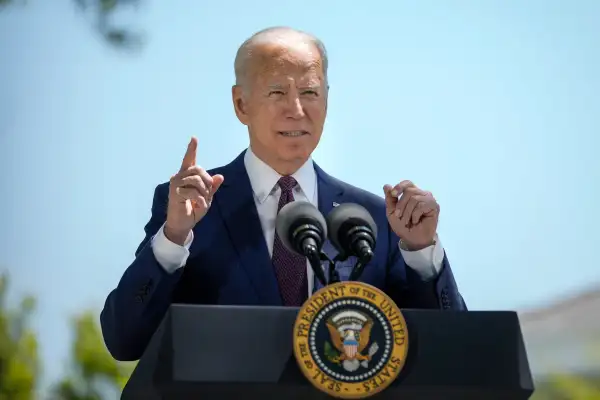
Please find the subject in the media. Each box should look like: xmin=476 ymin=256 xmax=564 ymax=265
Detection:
xmin=278 ymin=145 xmax=313 ymax=162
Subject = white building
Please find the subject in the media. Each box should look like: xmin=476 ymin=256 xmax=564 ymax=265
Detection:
xmin=518 ymin=285 xmax=600 ymax=378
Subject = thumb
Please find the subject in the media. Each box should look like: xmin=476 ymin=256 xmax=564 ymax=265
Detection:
xmin=211 ymin=174 xmax=225 ymax=192
xmin=382 ymin=184 xmax=397 ymax=215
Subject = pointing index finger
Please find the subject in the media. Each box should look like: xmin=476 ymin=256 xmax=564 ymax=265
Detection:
xmin=180 ymin=137 xmax=197 ymax=172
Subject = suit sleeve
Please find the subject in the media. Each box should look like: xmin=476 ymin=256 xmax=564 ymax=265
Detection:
xmin=100 ymin=184 xmax=185 ymax=361
xmin=384 ymin=227 xmax=467 ymax=311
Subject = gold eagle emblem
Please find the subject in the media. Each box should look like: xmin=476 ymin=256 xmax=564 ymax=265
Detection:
xmin=324 ymin=310 xmax=378 ymax=370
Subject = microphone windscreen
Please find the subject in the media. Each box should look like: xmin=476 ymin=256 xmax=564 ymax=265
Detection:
xmin=326 ymin=203 xmax=378 ymax=252
xmin=275 ymin=201 xmax=327 ymax=253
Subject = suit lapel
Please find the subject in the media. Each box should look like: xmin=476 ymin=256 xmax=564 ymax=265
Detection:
xmin=316 ymin=163 xmax=344 ymax=222
xmin=213 ymin=152 xmax=282 ymax=305
xmin=314 ymin=163 xmax=346 ymax=292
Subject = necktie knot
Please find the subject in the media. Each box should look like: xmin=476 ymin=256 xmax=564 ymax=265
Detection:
xmin=278 ymin=176 xmax=298 ymax=193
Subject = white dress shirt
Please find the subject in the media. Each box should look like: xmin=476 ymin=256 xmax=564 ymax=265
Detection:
xmin=151 ymin=148 xmax=446 ymax=295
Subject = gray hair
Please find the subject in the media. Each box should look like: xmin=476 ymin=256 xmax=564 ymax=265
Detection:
xmin=234 ymin=26 xmax=329 ymax=90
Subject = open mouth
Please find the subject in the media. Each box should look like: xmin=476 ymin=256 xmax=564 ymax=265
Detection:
xmin=278 ymin=131 xmax=309 ymax=137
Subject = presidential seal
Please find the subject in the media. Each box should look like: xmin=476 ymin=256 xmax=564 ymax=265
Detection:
xmin=293 ymin=281 xmax=409 ymax=399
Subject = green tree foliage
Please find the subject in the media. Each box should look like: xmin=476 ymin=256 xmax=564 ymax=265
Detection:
xmin=0 ymin=272 xmax=39 ymax=400
xmin=531 ymin=342 xmax=600 ymax=400
xmin=72 ymin=0 xmax=144 ymax=50
xmin=0 ymin=0 xmax=144 ymax=51
xmin=0 ymin=0 xmax=20 ymax=7
xmin=50 ymin=311 xmax=136 ymax=400
xmin=532 ymin=374 xmax=600 ymax=400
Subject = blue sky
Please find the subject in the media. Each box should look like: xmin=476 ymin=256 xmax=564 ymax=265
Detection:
xmin=1 ymin=0 xmax=598 ymax=390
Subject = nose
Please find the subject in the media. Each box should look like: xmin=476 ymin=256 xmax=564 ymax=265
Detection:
xmin=284 ymin=89 xmax=306 ymax=120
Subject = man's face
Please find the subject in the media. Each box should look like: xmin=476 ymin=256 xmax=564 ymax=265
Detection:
xmin=232 ymin=40 xmax=328 ymax=173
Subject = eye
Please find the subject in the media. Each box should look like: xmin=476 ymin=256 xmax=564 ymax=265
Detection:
xmin=302 ymin=90 xmax=319 ymax=96
xmin=269 ymin=90 xmax=285 ymax=96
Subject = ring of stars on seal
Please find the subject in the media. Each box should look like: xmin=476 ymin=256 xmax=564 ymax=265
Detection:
xmin=293 ymin=281 xmax=409 ymax=399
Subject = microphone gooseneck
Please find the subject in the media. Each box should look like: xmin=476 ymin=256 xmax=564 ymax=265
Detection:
xmin=320 ymin=252 xmax=341 ymax=284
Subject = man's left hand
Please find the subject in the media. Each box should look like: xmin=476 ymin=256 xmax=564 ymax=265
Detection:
xmin=383 ymin=181 xmax=440 ymax=251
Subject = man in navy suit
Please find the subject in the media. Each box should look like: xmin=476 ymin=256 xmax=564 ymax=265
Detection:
xmin=100 ymin=26 xmax=467 ymax=361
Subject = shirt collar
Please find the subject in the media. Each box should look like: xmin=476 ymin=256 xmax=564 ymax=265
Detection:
xmin=244 ymin=147 xmax=316 ymax=204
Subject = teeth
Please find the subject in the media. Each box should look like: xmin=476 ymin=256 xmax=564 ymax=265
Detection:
xmin=280 ymin=131 xmax=305 ymax=137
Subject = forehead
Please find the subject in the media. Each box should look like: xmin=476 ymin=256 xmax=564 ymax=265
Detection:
xmin=250 ymin=41 xmax=324 ymax=84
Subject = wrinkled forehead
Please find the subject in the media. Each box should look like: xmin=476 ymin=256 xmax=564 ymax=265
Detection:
xmin=250 ymin=42 xmax=324 ymax=86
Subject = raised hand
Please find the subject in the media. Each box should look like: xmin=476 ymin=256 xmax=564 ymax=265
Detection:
xmin=383 ymin=180 xmax=439 ymax=251
xmin=164 ymin=137 xmax=224 ymax=245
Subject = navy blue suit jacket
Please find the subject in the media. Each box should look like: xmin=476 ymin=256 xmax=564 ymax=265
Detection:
xmin=100 ymin=151 xmax=466 ymax=361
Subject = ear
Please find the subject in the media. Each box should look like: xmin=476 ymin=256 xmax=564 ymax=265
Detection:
xmin=232 ymin=85 xmax=250 ymax=126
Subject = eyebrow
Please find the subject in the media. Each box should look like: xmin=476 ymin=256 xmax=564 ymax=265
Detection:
xmin=267 ymin=84 xmax=321 ymax=91
xmin=300 ymin=85 xmax=321 ymax=91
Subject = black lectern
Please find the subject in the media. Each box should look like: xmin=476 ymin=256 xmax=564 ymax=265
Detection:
xmin=122 ymin=304 xmax=534 ymax=400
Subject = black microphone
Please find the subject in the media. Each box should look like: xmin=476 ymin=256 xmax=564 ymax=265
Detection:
xmin=275 ymin=201 xmax=328 ymax=286
xmin=326 ymin=203 xmax=377 ymax=281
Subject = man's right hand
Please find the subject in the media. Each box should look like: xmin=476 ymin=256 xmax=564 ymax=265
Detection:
xmin=164 ymin=137 xmax=224 ymax=245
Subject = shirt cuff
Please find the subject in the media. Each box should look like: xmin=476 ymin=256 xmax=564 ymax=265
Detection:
xmin=398 ymin=234 xmax=444 ymax=280
xmin=151 ymin=223 xmax=194 ymax=273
